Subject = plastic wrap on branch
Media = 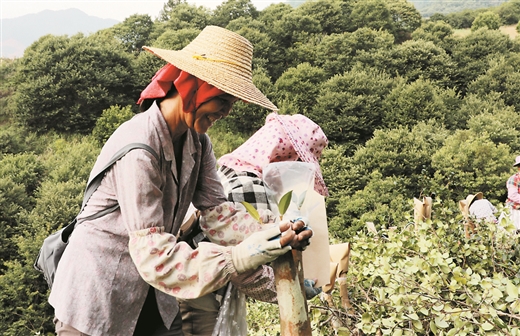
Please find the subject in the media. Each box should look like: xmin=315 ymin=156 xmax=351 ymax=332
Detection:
xmin=263 ymin=161 xmax=315 ymax=335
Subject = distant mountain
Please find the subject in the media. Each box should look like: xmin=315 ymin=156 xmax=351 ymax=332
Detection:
xmin=1 ymin=8 xmax=119 ymax=59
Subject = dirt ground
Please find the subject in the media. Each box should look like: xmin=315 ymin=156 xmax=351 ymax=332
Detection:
xmin=454 ymin=24 xmax=518 ymax=39
xmin=500 ymin=24 xmax=519 ymax=39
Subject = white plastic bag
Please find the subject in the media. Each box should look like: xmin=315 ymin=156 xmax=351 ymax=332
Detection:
xmin=262 ymin=161 xmax=315 ymax=219
xmin=211 ymin=284 xmax=247 ymax=336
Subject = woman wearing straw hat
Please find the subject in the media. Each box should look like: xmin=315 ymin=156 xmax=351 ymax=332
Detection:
xmin=506 ymin=155 xmax=520 ymax=232
xmin=179 ymin=113 xmax=328 ymax=335
xmin=468 ymin=193 xmax=497 ymax=224
xmin=48 ymin=26 xmax=312 ymax=336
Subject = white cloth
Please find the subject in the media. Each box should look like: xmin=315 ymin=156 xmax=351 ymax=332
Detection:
xmin=511 ymin=209 xmax=520 ymax=230
xmin=469 ymin=199 xmax=497 ymax=222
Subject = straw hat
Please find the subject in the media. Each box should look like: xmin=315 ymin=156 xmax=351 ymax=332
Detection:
xmin=514 ymin=155 xmax=520 ymax=167
xmin=142 ymin=26 xmax=277 ymax=111
xmin=458 ymin=192 xmax=484 ymax=218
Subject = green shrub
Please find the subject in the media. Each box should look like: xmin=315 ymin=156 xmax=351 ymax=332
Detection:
xmin=310 ymin=67 xmax=395 ymax=149
xmin=329 ymin=172 xmax=412 ymax=240
xmin=471 ymin=11 xmax=502 ymax=31
xmin=274 ymin=63 xmax=327 ymax=115
xmin=0 ymin=178 xmax=31 ymax=271
xmin=381 ymin=79 xmax=458 ymax=130
xmin=429 ymin=130 xmax=513 ymax=202
xmin=338 ymin=214 xmax=520 ymax=334
xmin=13 ymin=33 xmax=136 ymax=134
xmin=0 ymin=152 xmax=45 ymax=196
xmin=465 ymin=95 xmax=520 ymax=153
xmin=0 ymin=179 xmax=86 ymax=335
xmin=0 ymin=124 xmax=48 ymax=156
xmin=467 ymin=54 xmax=520 ymax=113
xmin=41 ymin=136 xmax=100 ymax=184
xmin=0 ymin=137 xmax=100 ymax=335
xmin=92 ymin=104 xmax=135 ymax=146
xmin=207 ymin=127 xmax=247 ymax=160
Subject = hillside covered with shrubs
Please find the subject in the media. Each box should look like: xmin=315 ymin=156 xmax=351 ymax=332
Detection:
xmin=0 ymin=0 xmax=519 ymax=334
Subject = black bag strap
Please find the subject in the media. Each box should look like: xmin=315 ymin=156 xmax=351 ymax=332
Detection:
xmin=78 ymin=142 xmax=159 ymax=223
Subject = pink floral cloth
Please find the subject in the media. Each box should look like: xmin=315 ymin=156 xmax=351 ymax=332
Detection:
xmin=507 ymin=172 xmax=520 ymax=209
xmin=199 ymin=202 xmax=278 ymax=246
xmin=129 ymin=227 xmax=236 ymax=299
xmin=217 ymin=113 xmax=329 ymax=196
xmin=129 ymin=201 xmax=279 ymax=290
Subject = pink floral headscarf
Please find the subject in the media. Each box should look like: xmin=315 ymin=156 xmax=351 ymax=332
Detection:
xmin=218 ymin=113 xmax=329 ymax=196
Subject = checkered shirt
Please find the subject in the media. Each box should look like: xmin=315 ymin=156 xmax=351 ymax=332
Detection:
xmin=507 ymin=172 xmax=520 ymax=210
xmin=217 ymin=165 xmax=274 ymax=211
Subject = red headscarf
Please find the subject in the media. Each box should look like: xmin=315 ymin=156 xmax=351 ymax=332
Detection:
xmin=137 ymin=64 xmax=225 ymax=112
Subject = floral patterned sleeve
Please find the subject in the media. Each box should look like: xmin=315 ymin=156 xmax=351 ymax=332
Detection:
xmin=129 ymin=227 xmax=237 ymax=299
xmin=198 ymin=201 xmax=277 ymax=246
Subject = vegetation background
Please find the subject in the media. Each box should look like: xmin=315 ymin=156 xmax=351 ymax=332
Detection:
xmin=0 ymin=0 xmax=519 ymax=334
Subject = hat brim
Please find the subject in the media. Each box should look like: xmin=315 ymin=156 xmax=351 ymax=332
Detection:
xmin=465 ymin=192 xmax=483 ymax=209
xmin=143 ymin=46 xmax=278 ymax=111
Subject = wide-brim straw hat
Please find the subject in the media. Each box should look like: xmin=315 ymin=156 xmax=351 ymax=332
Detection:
xmin=459 ymin=192 xmax=484 ymax=218
xmin=142 ymin=26 xmax=277 ymax=111
xmin=514 ymin=155 xmax=520 ymax=167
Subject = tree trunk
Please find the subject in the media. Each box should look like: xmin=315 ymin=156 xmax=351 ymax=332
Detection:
xmin=273 ymin=249 xmax=312 ymax=335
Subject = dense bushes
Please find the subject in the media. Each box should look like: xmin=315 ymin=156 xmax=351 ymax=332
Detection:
xmin=12 ymin=33 xmax=136 ymax=134
xmin=330 ymin=216 xmax=520 ymax=335
xmin=0 ymin=135 xmax=100 ymax=335
xmin=92 ymin=105 xmax=136 ymax=146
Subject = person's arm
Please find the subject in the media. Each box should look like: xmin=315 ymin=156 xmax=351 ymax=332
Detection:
xmin=110 ymin=150 xmax=233 ymax=298
xmin=231 ymin=265 xmax=277 ymax=303
xmin=507 ymin=174 xmax=520 ymax=204
xmin=113 ymin=150 xmax=291 ymax=299
xmin=199 ymin=201 xmax=276 ymax=246
xmin=198 ymin=163 xmax=279 ymax=245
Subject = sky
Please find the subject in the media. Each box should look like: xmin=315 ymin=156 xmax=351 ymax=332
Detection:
xmin=1 ymin=0 xmax=283 ymax=21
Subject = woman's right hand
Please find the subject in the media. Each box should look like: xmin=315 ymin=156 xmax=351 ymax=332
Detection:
xmin=231 ymin=222 xmax=294 ymax=274
xmin=286 ymin=218 xmax=313 ymax=251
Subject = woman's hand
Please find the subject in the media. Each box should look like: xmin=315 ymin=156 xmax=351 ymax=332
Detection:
xmin=231 ymin=222 xmax=294 ymax=274
xmin=286 ymin=218 xmax=313 ymax=251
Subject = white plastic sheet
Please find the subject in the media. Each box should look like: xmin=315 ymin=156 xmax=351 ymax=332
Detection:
xmin=211 ymin=284 xmax=247 ymax=336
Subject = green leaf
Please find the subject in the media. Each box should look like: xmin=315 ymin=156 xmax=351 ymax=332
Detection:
xmin=412 ymin=319 xmax=423 ymax=330
xmin=240 ymin=201 xmax=261 ymax=223
xmin=408 ymin=313 xmax=419 ymax=321
xmin=361 ymin=313 xmax=371 ymax=324
xmin=433 ymin=303 xmax=444 ymax=311
xmin=382 ymin=318 xmax=395 ymax=328
xmin=434 ymin=316 xmax=449 ymax=328
xmin=481 ymin=321 xmax=494 ymax=331
xmin=337 ymin=327 xmax=351 ymax=336
xmin=506 ymin=282 xmax=519 ymax=299
xmin=430 ymin=320 xmax=438 ymax=334
xmin=278 ymin=190 xmax=293 ymax=217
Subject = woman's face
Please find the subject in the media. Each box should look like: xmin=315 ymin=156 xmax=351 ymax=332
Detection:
xmin=189 ymin=94 xmax=238 ymax=133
